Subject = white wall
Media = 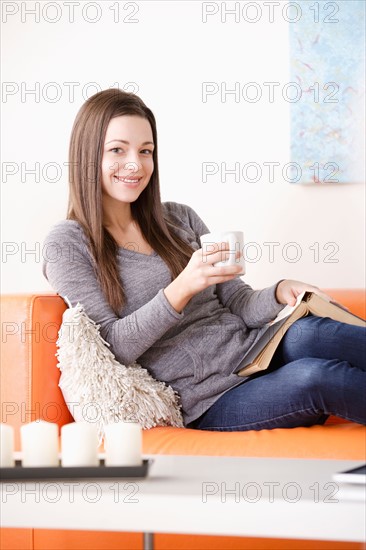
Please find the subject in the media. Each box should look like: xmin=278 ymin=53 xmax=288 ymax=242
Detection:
xmin=1 ymin=1 xmax=365 ymax=294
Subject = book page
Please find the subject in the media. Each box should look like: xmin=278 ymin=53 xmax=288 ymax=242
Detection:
xmin=268 ymin=291 xmax=306 ymax=326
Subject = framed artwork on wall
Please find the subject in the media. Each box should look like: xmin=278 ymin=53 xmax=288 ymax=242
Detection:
xmin=289 ymin=0 xmax=364 ymax=184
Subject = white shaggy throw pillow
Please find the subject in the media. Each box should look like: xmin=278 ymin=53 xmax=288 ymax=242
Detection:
xmin=56 ymin=303 xmax=184 ymax=444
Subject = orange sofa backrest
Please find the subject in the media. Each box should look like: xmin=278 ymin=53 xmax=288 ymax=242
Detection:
xmin=1 ymin=289 xmax=365 ymax=449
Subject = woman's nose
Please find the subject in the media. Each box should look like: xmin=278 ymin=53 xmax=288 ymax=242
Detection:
xmin=123 ymin=160 xmax=141 ymax=174
xmin=123 ymin=150 xmax=143 ymax=171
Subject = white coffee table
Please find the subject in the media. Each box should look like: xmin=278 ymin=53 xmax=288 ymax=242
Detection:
xmin=1 ymin=455 xmax=365 ymax=550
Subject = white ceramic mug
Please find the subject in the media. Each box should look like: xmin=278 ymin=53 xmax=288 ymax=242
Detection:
xmin=200 ymin=231 xmax=245 ymax=275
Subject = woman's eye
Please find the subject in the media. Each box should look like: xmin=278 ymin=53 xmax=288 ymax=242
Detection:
xmin=109 ymin=148 xmax=153 ymax=154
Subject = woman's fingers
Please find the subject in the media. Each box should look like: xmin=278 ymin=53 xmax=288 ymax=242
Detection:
xmin=200 ymin=241 xmax=242 ymax=267
xmin=200 ymin=241 xmax=229 ymax=262
xmin=283 ymin=281 xmax=342 ymax=307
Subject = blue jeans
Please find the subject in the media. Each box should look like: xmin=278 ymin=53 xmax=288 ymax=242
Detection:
xmin=188 ymin=315 xmax=366 ymax=431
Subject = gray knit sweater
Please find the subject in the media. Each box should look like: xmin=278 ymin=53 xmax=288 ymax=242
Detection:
xmin=42 ymin=201 xmax=285 ymax=425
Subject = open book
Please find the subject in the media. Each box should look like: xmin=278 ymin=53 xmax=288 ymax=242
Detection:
xmin=235 ymin=291 xmax=366 ymax=377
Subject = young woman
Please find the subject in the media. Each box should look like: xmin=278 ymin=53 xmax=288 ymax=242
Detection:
xmin=43 ymin=88 xmax=366 ymax=431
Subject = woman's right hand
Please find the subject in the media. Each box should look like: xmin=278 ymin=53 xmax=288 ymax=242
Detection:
xmin=164 ymin=242 xmax=243 ymax=313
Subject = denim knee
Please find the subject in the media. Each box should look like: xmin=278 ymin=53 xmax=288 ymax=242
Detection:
xmin=284 ymin=357 xmax=347 ymax=397
xmin=293 ymin=364 xmax=321 ymax=393
xmin=280 ymin=316 xmax=342 ymax=363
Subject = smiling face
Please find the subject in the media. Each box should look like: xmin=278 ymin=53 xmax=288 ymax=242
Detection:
xmin=101 ymin=115 xmax=155 ymax=208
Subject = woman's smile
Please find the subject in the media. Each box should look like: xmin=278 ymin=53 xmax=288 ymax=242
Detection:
xmin=113 ymin=175 xmax=143 ymax=187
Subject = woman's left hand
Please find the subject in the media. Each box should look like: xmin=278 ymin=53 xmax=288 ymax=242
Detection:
xmin=275 ymin=279 xmax=334 ymax=307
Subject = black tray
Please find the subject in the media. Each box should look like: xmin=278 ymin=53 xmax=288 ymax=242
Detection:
xmin=0 ymin=459 xmax=152 ymax=481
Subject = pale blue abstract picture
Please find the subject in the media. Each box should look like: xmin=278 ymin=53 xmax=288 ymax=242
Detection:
xmin=290 ymin=0 xmax=365 ymax=184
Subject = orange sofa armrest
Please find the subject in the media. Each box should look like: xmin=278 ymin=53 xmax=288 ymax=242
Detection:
xmin=0 ymin=293 xmax=72 ymax=449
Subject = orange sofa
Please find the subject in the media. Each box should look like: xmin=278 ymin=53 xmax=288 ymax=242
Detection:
xmin=1 ymin=290 xmax=365 ymax=550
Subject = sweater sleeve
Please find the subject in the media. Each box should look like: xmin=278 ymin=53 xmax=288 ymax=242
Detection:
xmin=42 ymin=221 xmax=184 ymax=365
xmin=183 ymin=204 xmax=286 ymax=328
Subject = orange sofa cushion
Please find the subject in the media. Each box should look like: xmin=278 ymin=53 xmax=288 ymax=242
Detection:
xmin=142 ymin=423 xmax=365 ymax=459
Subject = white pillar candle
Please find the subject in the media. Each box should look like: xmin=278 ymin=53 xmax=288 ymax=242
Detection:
xmin=20 ymin=420 xmax=59 ymax=467
xmin=104 ymin=422 xmax=142 ymax=466
xmin=0 ymin=424 xmax=15 ymax=467
xmin=61 ymin=422 xmax=99 ymax=466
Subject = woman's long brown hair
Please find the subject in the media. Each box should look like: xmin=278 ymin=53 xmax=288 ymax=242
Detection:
xmin=67 ymin=88 xmax=195 ymax=314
